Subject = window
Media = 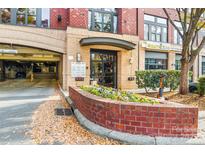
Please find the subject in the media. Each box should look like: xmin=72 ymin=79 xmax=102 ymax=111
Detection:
xmin=175 ymin=54 xmax=182 ymax=70
xmin=0 ymin=8 xmax=11 ymax=24
xmin=88 ymin=8 xmax=118 ymax=33
xmin=145 ymin=51 xmax=168 ymax=70
xmin=174 ymin=21 xmax=183 ymax=45
xmin=144 ymin=14 xmax=167 ymax=43
xmin=41 ymin=8 xmax=50 ymax=28
xmin=202 ymin=56 xmax=205 ymax=75
xmin=17 ymin=8 xmax=36 ymax=26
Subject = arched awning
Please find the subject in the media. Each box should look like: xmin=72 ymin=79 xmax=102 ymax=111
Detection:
xmin=79 ymin=37 xmax=136 ymax=50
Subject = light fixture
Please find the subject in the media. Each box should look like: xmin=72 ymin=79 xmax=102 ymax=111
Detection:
xmin=57 ymin=15 xmax=62 ymax=22
xmin=129 ymin=57 xmax=133 ymax=64
xmin=76 ymin=52 xmax=81 ymax=62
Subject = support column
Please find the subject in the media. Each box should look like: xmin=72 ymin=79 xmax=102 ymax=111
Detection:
xmin=0 ymin=61 xmax=5 ymax=81
xmin=168 ymin=52 xmax=175 ymax=70
xmin=192 ymin=55 xmax=199 ymax=82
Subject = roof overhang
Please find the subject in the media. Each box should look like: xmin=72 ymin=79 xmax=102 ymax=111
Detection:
xmin=79 ymin=37 xmax=136 ymax=50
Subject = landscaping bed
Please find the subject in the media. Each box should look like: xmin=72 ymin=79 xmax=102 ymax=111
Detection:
xmin=70 ymin=86 xmax=198 ymax=138
xmin=140 ymin=91 xmax=205 ymax=111
xmin=81 ymin=85 xmax=159 ymax=104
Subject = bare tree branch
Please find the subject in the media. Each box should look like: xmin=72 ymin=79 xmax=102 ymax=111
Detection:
xmin=189 ymin=36 xmax=205 ymax=68
xmin=176 ymin=8 xmax=186 ymax=33
xmin=163 ymin=8 xmax=183 ymax=38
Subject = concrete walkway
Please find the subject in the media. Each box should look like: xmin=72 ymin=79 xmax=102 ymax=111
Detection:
xmin=0 ymin=79 xmax=56 ymax=145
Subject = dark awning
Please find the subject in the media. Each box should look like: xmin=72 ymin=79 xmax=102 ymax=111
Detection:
xmin=79 ymin=37 xmax=136 ymax=50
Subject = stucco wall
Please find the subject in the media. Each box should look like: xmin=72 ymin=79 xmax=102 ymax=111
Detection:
xmin=0 ymin=24 xmax=66 ymax=53
xmin=64 ymin=27 xmax=139 ymax=90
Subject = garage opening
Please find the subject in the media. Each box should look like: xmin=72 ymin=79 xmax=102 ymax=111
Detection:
xmin=0 ymin=44 xmax=63 ymax=82
xmin=0 ymin=60 xmax=59 ymax=80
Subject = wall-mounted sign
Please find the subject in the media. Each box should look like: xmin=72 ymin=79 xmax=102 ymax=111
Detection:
xmin=71 ymin=62 xmax=86 ymax=78
xmin=140 ymin=41 xmax=182 ymax=51
xmin=0 ymin=49 xmax=18 ymax=54
xmin=68 ymin=56 xmax=74 ymax=60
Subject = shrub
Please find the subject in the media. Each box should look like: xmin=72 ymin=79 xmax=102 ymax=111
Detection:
xmin=80 ymin=85 xmax=159 ymax=105
xmin=198 ymin=76 xmax=205 ymax=96
xmin=136 ymin=70 xmax=192 ymax=93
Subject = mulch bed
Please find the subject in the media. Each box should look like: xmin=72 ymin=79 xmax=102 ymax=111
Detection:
xmin=28 ymin=87 xmax=121 ymax=145
xmin=140 ymin=91 xmax=205 ymax=111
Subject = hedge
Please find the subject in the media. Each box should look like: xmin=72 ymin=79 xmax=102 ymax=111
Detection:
xmin=136 ymin=70 xmax=192 ymax=93
xmin=198 ymin=76 xmax=205 ymax=96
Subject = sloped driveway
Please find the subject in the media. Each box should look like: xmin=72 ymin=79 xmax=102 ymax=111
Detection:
xmin=0 ymin=79 xmax=56 ymax=144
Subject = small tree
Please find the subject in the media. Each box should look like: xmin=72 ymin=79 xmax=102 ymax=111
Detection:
xmin=163 ymin=8 xmax=205 ymax=95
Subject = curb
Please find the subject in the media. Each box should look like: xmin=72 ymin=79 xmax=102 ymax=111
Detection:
xmin=59 ymin=86 xmax=205 ymax=145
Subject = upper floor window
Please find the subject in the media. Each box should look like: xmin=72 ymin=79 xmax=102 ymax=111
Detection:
xmin=17 ymin=8 xmax=37 ymax=26
xmin=41 ymin=8 xmax=50 ymax=28
xmin=144 ymin=14 xmax=168 ymax=43
xmin=202 ymin=56 xmax=205 ymax=75
xmin=0 ymin=8 xmax=11 ymax=24
xmin=174 ymin=21 xmax=183 ymax=45
xmin=175 ymin=54 xmax=182 ymax=70
xmin=88 ymin=8 xmax=117 ymax=33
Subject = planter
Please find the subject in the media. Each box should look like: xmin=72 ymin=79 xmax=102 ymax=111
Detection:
xmin=69 ymin=86 xmax=198 ymax=138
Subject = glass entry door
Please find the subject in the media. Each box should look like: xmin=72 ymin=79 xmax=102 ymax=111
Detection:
xmin=90 ymin=49 xmax=117 ymax=88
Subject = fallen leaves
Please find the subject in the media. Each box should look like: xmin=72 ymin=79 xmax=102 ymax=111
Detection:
xmin=28 ymin=87 xmax=121 ymax=145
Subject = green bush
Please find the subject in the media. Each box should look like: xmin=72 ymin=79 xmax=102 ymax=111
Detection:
xmin=136 ymin=70 xmax=192 ymax=93
xmin=198 ymin=76 xmax=205 ymax=96
xmin=80 ymin=85 xmax=159 ymax=105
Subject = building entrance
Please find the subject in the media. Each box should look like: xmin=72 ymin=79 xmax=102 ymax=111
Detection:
xmin=90 ymin=49 xmax=117 ymax=88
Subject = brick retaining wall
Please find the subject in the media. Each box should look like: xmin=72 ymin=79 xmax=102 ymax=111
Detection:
xmin=69 ymin=87 xmax=198 ymax=137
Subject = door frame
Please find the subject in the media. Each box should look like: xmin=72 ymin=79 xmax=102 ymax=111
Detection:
xmin=90 ymin=48 xmax=118 ymax=88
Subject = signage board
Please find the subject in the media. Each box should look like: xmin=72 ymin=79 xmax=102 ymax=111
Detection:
xmin=71 ymin=62 xmax=86 ymax=78
xmin=0 ymin=49 xmax=18 ymax=54
xmin=140 ymin=41 xmax=182 ymax=51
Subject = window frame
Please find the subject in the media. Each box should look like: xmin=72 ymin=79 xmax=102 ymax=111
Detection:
xmin=202 ymin=56 xmax=205 ymax=75
xmin=145 ymin=51 xmax=168 ymax=70
xmin=89 ymin=8 xmax=118 ymax=33
xmin=16 ymin=8 xmax=37 ymax=26
xmin=0 ymin=8 xmax=11 ymax=24
xmin=173 ymin=21 xmax=183 ymax=45
xmin=144 ymin=14 xmax=168 ymax=43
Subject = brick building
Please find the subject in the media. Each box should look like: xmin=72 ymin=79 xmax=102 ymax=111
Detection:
xmin=0 ymin=8 xmax=205 ymax=90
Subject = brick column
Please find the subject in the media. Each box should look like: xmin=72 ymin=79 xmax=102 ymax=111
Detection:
xmin=68 ymin=8 xmax=88 ymax=29
xmin=118 ymin=8 xmax=137 ymax=35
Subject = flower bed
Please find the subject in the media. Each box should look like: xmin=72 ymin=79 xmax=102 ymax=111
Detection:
xmin=80 ymin=85 xmax=159 ymax=105
xmin=69 ymin=86 xmax=198 ymax=138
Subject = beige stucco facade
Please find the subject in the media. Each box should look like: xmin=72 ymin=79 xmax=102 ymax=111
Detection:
xmin=1 ymin=24 xmax=204 ymax=90
xmin=63 ymin=27 xmax=139 ymax=90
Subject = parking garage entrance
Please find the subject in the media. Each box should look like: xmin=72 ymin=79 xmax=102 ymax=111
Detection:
xmin=0 ymin=45 xmax=62 ymax=82
xmin=1 ymin=61 xmax=58 ymax=80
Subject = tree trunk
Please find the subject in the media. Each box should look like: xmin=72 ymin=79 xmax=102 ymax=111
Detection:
xmin=179 ymin=60 xmax=189 ymax=95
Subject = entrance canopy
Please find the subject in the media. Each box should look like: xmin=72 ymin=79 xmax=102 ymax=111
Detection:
xmin=79 ymin=37 xmax=136 ymax=50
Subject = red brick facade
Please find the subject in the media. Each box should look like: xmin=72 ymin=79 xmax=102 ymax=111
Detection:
xmin=50 ymin=8 xmax=68 ymax=30
xmin=69 ymin=87 xmax=198 ymax=138
xmin=118 ymin=8 xmax=137 ymax=35
xmin=50 ymin=8 xmax=180 ymax=39
xmin=68 ymin=8 xmax=88 ymax=29
xmin=137 ymin=8 xmax=179 ymax=43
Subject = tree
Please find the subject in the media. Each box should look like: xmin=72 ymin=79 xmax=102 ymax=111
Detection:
xmin=163 ymin=8 xmax=205 ymax=95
